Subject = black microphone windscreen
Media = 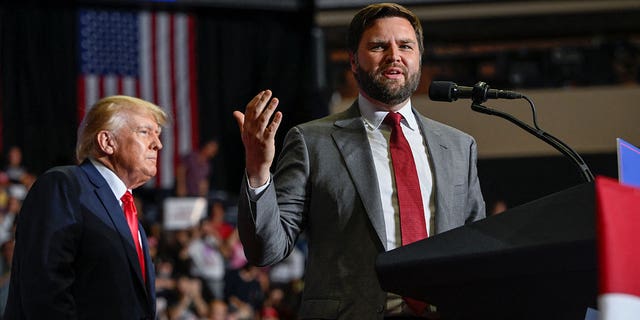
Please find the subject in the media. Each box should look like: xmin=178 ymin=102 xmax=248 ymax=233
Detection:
xmin=429 ymin=81 xmax=456 ymax=102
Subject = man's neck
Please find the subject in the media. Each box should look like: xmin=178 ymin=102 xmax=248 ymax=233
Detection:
xmin=359 ymin=91 xmax=410 ymax=112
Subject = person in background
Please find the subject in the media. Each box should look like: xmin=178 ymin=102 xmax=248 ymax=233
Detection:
xmin=224 ymin=263 xmax=265 ymax=319
xmin=0 ymin=239 xmax=15 ymax=318
xmin=188 ymin=218 xmax=226 ymax=300
xmin=166 ymin=275 xmax=209 ymax=319
xmin=208 ymin=299 xmax=230 ymax=320
xmin=4 ymin=147 xmax=26 ymax=185
xmin=175 ymin=139 xmax=219 ymax=198
xmin=233 ymin=2 xmax=485 ymax=318
xmin=5 ymin=95 xmax=166 ymax=319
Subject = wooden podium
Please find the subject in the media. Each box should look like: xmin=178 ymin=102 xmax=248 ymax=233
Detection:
xmin=376 ymin=182 xmax=597 ymax=320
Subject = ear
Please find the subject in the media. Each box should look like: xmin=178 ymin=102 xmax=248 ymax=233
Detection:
xmin=349 ymin=52 xmax=358 ymax=74
xmin=97 ymin=130 xmax=116 ymax=155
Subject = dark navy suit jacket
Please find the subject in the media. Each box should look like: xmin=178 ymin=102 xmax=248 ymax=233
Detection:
xmin=5 ymin=160 xmax=156 ymax=319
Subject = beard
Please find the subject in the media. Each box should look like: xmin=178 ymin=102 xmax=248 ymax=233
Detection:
xmin=354 ymin=62 xmax=421 ymax=106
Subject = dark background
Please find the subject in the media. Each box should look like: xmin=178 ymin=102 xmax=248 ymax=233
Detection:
xmin=1 ymin=0 xmax=639 ymax=210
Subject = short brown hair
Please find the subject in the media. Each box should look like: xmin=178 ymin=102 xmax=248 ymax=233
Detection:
xmin=347 ymin=3 xmax=424 ymax=55
xmin=76 ymin=95 xmax=168 ymax=163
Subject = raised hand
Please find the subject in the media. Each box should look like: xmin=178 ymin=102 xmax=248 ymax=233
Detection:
xmin=233 ymin=90 xmax=282 ymax=187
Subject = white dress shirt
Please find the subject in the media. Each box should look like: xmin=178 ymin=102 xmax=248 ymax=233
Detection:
xmin=357 ymin=95 xmax=435 ymax=251
xmin=90 ymin=158 xmax=143 ymax=245
xmin=248 ymin=97 xmax=435 ymax=250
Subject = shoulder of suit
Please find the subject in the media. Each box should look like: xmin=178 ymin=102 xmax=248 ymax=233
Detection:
xmin=417 ymin=112 xmax=474 ymax=140
xmin=28 ymin=165 xmax=84 ymax=196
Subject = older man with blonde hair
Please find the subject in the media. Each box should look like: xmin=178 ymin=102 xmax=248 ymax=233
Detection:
xmin=6 ymin=95 xmax=166 ymax=319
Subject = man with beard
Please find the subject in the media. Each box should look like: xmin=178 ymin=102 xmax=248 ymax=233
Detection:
xmin=233 ymin=3 xmax=485 ymax=319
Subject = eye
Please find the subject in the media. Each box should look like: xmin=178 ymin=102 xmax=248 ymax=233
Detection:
xmin=136 ymin=128 xmax=150 ymax=136
xmin=399 ymin=42 xmax=414 ymax=50
xmin=369 ymin=42 xmax=387 ymax=51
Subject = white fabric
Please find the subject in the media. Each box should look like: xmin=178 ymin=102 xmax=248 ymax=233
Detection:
xmin=598 ymin=293 xmax=640 ymax=320
xmin=358 ymin=95 xmax=434 ymax=251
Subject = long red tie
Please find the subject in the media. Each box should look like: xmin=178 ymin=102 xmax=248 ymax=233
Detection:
xmin=385 ymin=112 xmax=428 ymax=315
xmin=121 ymin=191 xmax=146 ymax=283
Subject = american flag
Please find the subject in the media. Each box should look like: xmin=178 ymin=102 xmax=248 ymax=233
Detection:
xmin=596 ymin=177 xmax=640 ymax=319
xmin=78 ymin=9 xmax=198 ymax=188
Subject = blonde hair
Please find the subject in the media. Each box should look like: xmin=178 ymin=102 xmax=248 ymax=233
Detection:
xmin=76 ymin=95 xmax=168 ymax=163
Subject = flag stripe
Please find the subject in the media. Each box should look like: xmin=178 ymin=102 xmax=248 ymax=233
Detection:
xmin=188 ymin=16 xmax=199 ymax=148
xmin=156 ymin=12 xmax=173 ymax=188
xmin=139 ymin=11 xmax=156 ymax=186
xmin=169 ymin=14 xmax=180 ymax=187
xmin=175 ymin=14 xmax=191 ymax=156
xmin=599 ymin=293 xmax=640 ymax=320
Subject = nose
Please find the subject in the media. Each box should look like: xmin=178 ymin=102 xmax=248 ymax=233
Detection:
xmin=152 ymin=134 xmax=163 ymax=150
xmin=386 ymin=44 xmax=401 ymax=63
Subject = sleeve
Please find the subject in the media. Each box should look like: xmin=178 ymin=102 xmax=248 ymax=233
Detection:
xmin=244 ymin=173 xmax=271 ymax=200
xmin=465 ymin=137 xmax=486 ymax=224
xmin=237 ymin=127 xmax=309 ymax=267
xmin=8 ymin=169 xmax=82 ymax=319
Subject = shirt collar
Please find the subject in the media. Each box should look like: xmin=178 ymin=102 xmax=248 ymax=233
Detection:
xmin=357 ymin=94 xmax=419 ymax=131
xmin=89 ymin=158 xmax=129 ymax=200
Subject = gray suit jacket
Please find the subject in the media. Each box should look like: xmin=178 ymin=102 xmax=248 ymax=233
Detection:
xmin=238 ymin=102 xmax=485 ymax=319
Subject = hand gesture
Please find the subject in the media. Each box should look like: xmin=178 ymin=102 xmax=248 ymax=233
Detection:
xmin=233 ymin=90 xmax=282 ymax=187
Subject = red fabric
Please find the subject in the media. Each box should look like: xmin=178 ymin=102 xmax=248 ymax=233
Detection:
xmin=385 ymin=112 xmax=428 ymax=244
xmin=385 ymin=112 xmax=428 ymax=315
xmin=595 ymin=176 xmax=640 ymax=297
xmin=122 ymin=191 xmax=147 ymax=283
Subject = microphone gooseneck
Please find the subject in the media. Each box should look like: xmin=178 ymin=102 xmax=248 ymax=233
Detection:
xmin=428 ymin=80 xmax=595 ymax=183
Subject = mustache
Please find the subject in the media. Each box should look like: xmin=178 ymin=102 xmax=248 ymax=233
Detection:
xmin=379 ymin=63 xmax=408 ymax=75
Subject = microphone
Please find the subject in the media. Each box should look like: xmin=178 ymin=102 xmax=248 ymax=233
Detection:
xmin=429 ymin=81 xmax=523 ymax=103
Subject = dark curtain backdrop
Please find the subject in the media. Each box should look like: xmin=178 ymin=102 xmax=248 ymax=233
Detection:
xmin=0 ymin=3 xmax=78 ymax=175
xmin=196 ymin=7 xmax=326 ymax=193
xmin=1 ymin=3 xmax=325 ymax=195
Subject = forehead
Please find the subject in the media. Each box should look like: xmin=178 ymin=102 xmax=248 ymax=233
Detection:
xmin=360 ymin=16 xmax=417 ymax=43
xmin=126 ymin=110 xmax=160 ymax=128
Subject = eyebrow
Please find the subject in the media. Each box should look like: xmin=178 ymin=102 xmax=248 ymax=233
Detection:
xmin=367 ymin=38 xmax=416 ymax=45
xmin=134 ymin=125 xmax=162 ymax=134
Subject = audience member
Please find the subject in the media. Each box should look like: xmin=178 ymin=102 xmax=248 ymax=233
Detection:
xmin=0 ymin=239 xmax=14 ymax=318
xmin=0 ymin=197 xmax=20 ymax=245
xmin=188 ymin=219 xmax=226 ymax=300
xmin=224 ymin=263 xmax=265 ymax=319
xmin=208 ymin=299 xmax=230 ymax=320
xmin=3 ymin=147 xmax=26 ymax=185
xmin=167 ymin=275 xmax=209 ymax=319
xmin=176 ymin=139 xmax=219 ymax=197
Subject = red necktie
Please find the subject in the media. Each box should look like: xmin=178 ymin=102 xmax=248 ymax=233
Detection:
xmin=385 ymin=112 xmax=428 ymax=315
xmin=121 ymin=191 xmax=146 ymax=282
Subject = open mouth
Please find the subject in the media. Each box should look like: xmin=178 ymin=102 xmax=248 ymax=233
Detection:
xmin=383 ymin=67 xmax=404 ymax=79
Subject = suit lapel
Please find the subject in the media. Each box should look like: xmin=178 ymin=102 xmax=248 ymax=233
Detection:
xmin=414 ymin=111 xmax=452 ymax=233
xmin=332 ymin=104 xmax=387 ymax=250
xmin=139 ymin=226 xmax=156 ymax=306
xmin=79 ymin=161 xmax=149 ymax=292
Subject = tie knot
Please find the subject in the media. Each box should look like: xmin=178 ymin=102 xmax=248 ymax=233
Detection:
xmin=121 ymin=191 xmax=134 ymax=204
xmin=384 ymin=112 xmax=403 ymax=127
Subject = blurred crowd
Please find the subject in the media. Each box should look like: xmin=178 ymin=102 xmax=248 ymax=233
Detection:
xmin=0 ymin=144 xmax=307 ymax=320
xmin=149 ymin=198 xmax=306 ymax=320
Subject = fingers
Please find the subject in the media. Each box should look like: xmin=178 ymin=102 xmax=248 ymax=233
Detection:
xmin=238 ymin=90 xmax=281 ymax=136
xmin=264 ymin=111 xmax=282 ymax=140
xmin=257 ymin=96 xmax=279 ymax=133
xmin=245 ymin=90 xmax=273 ymax=121
xmin=232 ymin=111 xmax=245 ymax=133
